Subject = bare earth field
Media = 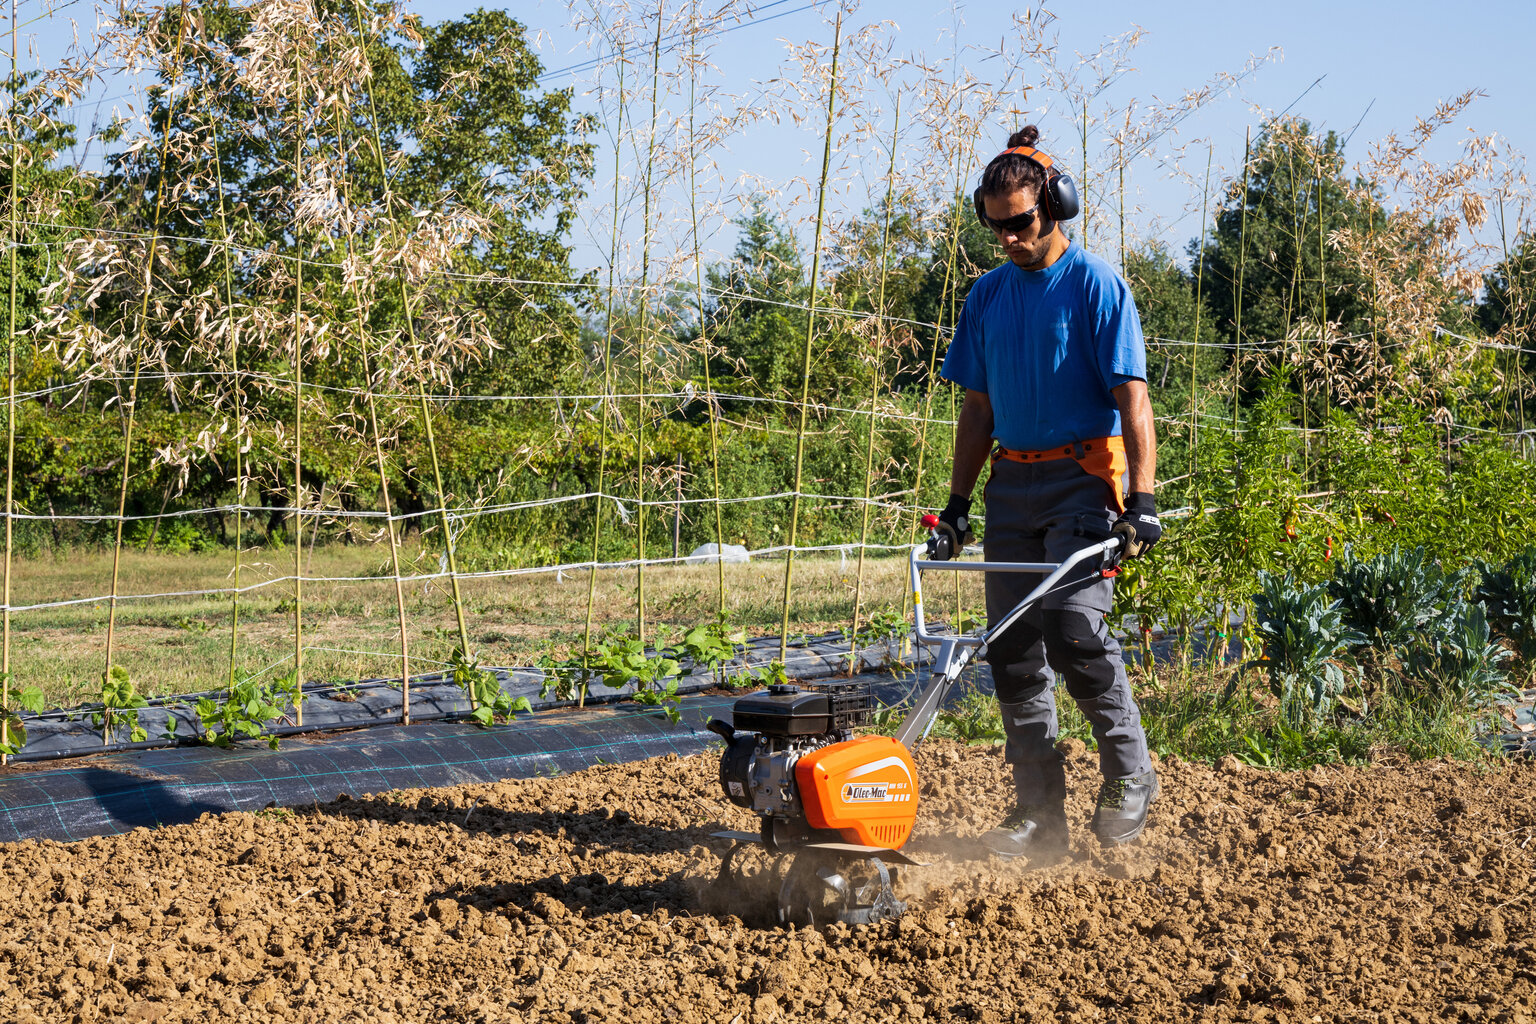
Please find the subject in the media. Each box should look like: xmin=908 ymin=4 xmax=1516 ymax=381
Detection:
xmin=2 ymin=741 xmax=1533 ymax=1023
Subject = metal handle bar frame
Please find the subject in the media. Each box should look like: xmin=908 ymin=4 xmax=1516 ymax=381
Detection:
xmin=893 ymin=535 xmax=1123 ymax=749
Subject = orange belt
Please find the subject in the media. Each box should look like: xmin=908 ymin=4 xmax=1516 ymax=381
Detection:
xmin=990 ymin=436 xmax=1128 ymax=514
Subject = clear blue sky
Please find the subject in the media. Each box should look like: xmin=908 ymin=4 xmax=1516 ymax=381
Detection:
xmin=18 ymin=0 xmax=1536 ymax=273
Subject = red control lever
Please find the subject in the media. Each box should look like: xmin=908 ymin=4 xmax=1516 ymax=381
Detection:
xmin=920 ymin=514 xmax=940 ymax=531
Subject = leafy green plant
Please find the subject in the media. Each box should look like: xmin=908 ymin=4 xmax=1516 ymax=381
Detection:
xmin=1474 ymin=548 xmax=1536 ymax=666
xmin=0 ymin=675 xmax=46 ymax=756
xmin=451 ymin=650 xmax=532 ymax=727
xmin=195 ymin=671 xmax=301 ymax=750
xmin=1250 ymin=571 xmax=1363 ymax=725
xmin=853 ymin=606 xmax=908 ymax=646
xmin=674 ymin=619 xmax=743 ymax=685
xmin=1232 ymin=721 xmax=1372 ymax=770
xmin=1327 ymin=545 xmax=1470 ymax=659
xmin=868 ymin=702 xmax=905 ymax=737
xmin=737 ymin=658 xmax=790 ymax=690
xmin=93 ymin=665 xmax=149 ymax=743
xmin=1402 ymin=603 xmax=1514 ymax=704
xmin=540 ymin=620 xmax=751 ymax=718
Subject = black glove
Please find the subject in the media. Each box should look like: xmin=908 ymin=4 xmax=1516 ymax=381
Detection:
xmin=1112 ymin=492 xmax=1161 ymax=560
xmin=930 ymin=494 xmax=974 ymax=561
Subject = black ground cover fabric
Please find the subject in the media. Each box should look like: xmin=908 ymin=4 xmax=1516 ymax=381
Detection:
xmin=0 ymin=671 xmax=935 ymax=843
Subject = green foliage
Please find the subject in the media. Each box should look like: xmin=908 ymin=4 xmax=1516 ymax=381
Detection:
xmin=1195 ymin=120 xmax=1384 ymax=352
xmin=451 ymin=651 xmax=532 ymax=727
xmin=1401 ymin=603 xmax=1514 ymax=705
xmin=1250 ymin=570 xmax=1363 ymax=725
xmin=932 ymin=683 xmax=1005 ymax=745
xmin=1327 ymin=545 xmax=1471 ymax=656
xmin=0 ymin=678 xmax=46 ymax=756
xmin=194 ymin=672 xmax=301 ymax=750
xmin=675 ymin=620 xmax=742 ymax=683
xmin=1474 ymin=548 xmax=1536 ymax=665
xmin=94 ymin=666 xmax=149 ymax=744
xmin=1230 ymin=720 xmax=1374 ymax=770
xmin=704 ymin=199 xmax=815 ymax=396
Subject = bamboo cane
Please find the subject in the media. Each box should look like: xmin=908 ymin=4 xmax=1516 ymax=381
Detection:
xmin=1314 ymin=150 xmax=1330 ymax=489
xmin=348 ymin=0 xmax=472 ymax=690
xmin=209 ymin=121 xmax=243 ymax=696
xmin=777 ymin=10 xmax=842 ymax=663
xmin=327 ymin=96 xmax=412 ymax=722
xmin=581 ymin=44 xmax=627 ymax=708
xmin=687 ymin=5 xmax=726 ymax=618
xmin=1188 ymin=142 xmax=1212 ymax=479
xmin=2 ymin=0 xmax=16 ymax=764
xmin=102 ymin=2 xmax=190 ymax=742
xmin=848 ymin=94 xmax=901 ymax=669
xmin=291 ymin=49 xmax=306 ymax=725
xmin=1232 ymin=127 xmax=1251 ymax=427
xmin=635 ymin=8 xmax=663 ymax=647
xmin=1080 ymin=97 xmax=1090 ymax=250
xmin=897 ymin=145 xmax=969 ymax=628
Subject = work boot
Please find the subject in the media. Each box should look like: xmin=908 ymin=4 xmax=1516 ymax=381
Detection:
xmin=980 ymin=804 xmax=1070 ymax=862
xmin=1091 ymin=769 xmax=1160 ymax=846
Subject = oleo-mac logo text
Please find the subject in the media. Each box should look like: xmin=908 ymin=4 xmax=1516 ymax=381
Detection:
xmin=841 ymin=782 xmax=889 ymax=802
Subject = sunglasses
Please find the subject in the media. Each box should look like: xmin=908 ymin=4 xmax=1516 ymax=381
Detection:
xmin=987 ymin=201 xmax=1043 ymax=233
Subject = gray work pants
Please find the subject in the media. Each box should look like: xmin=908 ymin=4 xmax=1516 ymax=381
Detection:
xmin=982 ymin=456 xmax=1151 ymax=806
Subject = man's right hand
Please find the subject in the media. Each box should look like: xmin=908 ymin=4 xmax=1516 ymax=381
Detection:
xmin=931 ymin=494 xmax=974 ymax=561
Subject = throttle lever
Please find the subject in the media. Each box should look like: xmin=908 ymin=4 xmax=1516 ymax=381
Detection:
xmin=920 ymin=513 xmax=957 ymax=561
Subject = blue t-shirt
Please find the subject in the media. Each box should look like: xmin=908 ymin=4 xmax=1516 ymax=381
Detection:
xmin=940 ymin=243 xmax=1147 ymax=452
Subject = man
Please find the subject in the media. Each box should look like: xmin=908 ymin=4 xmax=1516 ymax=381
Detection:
xmin=935 ymin=125 xmax=1162 ymax=859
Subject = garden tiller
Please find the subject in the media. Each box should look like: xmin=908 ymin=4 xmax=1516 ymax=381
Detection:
xmin=707 ymin=520 xmax=1127 ymax=925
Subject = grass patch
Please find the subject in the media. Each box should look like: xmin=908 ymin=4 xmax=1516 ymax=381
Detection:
xmin=6 ymin=542 xmax=986 ymax=708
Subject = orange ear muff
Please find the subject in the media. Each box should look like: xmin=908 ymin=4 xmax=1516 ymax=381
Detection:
xmin=973 ymin=145 xmax=1080 ymax=225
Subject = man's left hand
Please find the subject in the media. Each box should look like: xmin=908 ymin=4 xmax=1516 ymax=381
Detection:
xmin=1112 ymin=492 xmax=1161 ymax=560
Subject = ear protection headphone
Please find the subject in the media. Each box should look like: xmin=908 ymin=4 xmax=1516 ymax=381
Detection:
xmin=972 ymin=145 xmax=1080 ymax=228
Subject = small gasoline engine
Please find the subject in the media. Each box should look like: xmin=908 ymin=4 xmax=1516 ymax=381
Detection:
xmin=707 ymin=680 xmax=921 ymax=925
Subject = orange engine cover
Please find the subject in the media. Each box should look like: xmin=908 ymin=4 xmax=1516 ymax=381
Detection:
xmin=795 ymin=736 xmax=918 ymax=850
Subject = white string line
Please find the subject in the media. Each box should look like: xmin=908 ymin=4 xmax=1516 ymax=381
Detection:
xmin=15 ymin=218 xmax=1536 ymax=358
xmin=13 ymin=218 xmax=956 ymax=336
xmin=19 ymin=403 xmax=1536 ymax=531
xmin=1155 ymin=413 xmax=1534 ymax=439
xmin=0 ymin=540 xmax=923 ymax=614
xmin=11 ymin=488 xmax=921 ymax=525
xmin=25 ymin=370 xmax=962 ymax=425
xmin=4 ymin=465 xmax=1518 ymax=615
xmin=301 ymin=645 xmax=454 ymax=668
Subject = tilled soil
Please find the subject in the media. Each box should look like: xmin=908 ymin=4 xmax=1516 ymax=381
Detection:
xmin=2 ymin=741 xmax=1534 ymax=1023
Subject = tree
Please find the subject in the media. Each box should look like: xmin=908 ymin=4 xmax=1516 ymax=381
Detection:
xmin=99 ymin=1 xmax=593 ymax=403
xmin=1194 ymin=120 xmax=1384 ymax=353
xmin=705 ymin=200 xmax=809 ymax=396
xmin=1123 ymin=240 xmax=1220 ymax=416
xmin=0 ymin=70 xmax=101 ymax=399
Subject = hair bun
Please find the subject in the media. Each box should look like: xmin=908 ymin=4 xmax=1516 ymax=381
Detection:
xmin=1006 ymin=125 xmax=1040 ymax=149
